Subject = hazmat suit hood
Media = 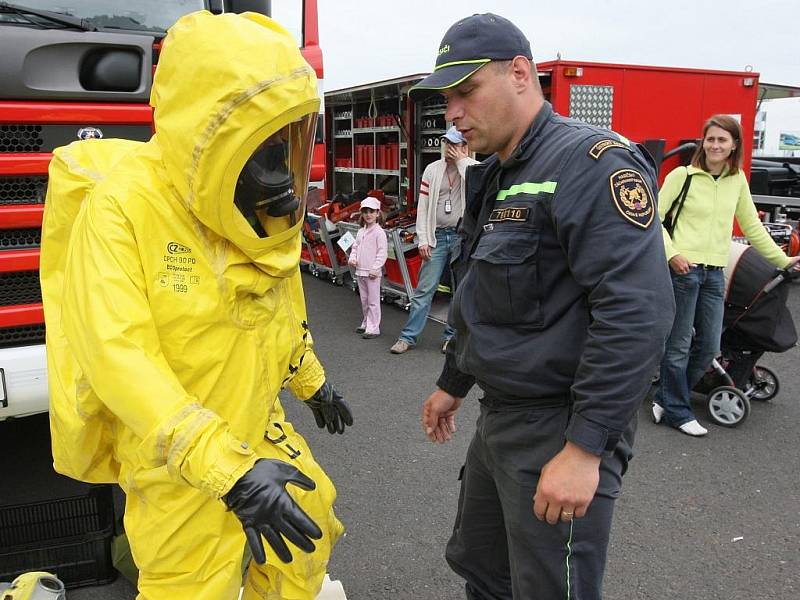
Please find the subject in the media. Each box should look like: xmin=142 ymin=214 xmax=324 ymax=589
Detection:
xmin=150 ymin=11 xmax=319 ymax=275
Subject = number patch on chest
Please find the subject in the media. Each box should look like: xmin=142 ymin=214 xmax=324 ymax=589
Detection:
xmin=489 ymin=207 xmax=530 ymax=223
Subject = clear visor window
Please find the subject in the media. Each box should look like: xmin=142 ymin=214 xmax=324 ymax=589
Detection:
xmin=234 ymin=113 xmax=317 ymax=238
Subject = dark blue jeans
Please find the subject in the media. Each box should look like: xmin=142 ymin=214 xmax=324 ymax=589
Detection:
xmin=398 ymin=227 xmax=460 ymax=345
xmin=655 ymin=267 xmax=725 ymax=427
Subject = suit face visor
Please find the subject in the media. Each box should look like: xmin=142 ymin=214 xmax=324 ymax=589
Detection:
xmin=234 ymin=112 xmax=317 ymax=238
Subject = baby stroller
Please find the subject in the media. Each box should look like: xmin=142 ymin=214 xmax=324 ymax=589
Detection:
xmin=694 ymin=242 xmax=798 ymax=427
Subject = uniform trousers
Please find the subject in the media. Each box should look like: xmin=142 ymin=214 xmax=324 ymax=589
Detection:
xmin=446 ymin=402 xmax=635 ymax=600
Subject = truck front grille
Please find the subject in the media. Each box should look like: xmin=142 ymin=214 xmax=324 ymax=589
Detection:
xmin=0 ymin=124 xmax=152 ymax=153
xmin=0 ymin=125 xmax=44 ymax=153
xmin=0 ymin=176 xmax=47 ymax=205
xmin=0 ymin=323 xmax=46 ymax=348
xmin=0 ymin=228 xmax=41 ymax=249
xmin=0 ymin=271 xmax=42 ymax=307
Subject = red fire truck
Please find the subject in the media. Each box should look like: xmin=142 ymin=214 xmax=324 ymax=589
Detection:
xmin=534 ymin=60 xmax=761 ymax=179
xmin=315 ymin=61 xmax=800 ymax=305
xmin=0 ymin=0 xmax=325 ymax=420
xmin=532 ymin=61 xmax=800 ymax=239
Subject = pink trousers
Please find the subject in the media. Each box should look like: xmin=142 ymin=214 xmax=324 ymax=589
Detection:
xmin=357 ymin=275 xmax=382 ymax=335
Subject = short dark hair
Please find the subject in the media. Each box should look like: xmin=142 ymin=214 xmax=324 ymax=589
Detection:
xmin=487 ymin=57 xmax=541 ymax=93
xmin=691 ymin=114 xmax=742 ymax=175
xmin=488 ymin=59 xmax=513 ymax=73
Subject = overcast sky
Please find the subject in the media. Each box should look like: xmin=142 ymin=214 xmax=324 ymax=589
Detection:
xmin=318 ymin=0 xmax=798 ymax=92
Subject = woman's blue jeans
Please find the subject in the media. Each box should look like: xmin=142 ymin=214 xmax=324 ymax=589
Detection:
xmin=398 ymin=227 xmax=460 ymax=346
xmin=655 ymin=267 xmax=725 ymax=427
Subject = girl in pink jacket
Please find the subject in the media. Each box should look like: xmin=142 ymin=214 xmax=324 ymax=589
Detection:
xmin=348 ymin=197 xmax=388 ymax=338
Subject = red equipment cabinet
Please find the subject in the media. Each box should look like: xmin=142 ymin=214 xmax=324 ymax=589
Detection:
xmin=536 ymin=60 xmax=760 ymax=181
xmin=385 ymin=252 xmax=421 ymax=289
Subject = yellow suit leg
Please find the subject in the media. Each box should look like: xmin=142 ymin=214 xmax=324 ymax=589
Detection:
xmin=125 ymin=478 xmax=245 ymax=600
xmin=123 ymin=420 xmax=342 ymax=600
xmin=242 ymin=422 xmax=344 ymax=600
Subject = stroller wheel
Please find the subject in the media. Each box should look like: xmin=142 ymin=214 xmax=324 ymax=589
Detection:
xmin=706 ymin=386 xmax=750 ymax=427
xmin=748 ymin=365 xmax=779 ymax=402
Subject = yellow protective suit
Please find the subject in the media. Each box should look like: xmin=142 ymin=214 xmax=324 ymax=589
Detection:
xmin=42 ymin=138 xmax=140 ymax=484
xmin=41 ymin=11 xmax=343 ymax=600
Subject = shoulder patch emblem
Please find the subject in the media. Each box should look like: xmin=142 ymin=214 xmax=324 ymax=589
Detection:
xmin=609 ymin=169 xmax=654 ymax=229
xmin=588 ymin=139 xmax=630 ymax=160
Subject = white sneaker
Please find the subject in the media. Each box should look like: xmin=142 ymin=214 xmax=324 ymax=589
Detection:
xmin=678 ymin=420 xmax=708 ymax=437
xmin=651 ymin=403 xmax=664 ymax=424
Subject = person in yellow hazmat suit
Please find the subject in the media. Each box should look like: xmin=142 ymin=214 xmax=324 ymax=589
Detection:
xmin=40 ymin=10 xmax=352 ymax=600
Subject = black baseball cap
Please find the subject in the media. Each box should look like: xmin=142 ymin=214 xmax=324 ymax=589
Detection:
xmin=409 ymin=13 xmax=532 ymax=101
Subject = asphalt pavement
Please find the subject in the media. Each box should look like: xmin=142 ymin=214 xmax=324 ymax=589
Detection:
xmin=2 ymin=273 xmax=799 ymax=600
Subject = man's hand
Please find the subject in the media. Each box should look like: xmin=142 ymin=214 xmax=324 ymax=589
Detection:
xmin=419 ymin=244 xmax=432 ymax=261
xmin=786 ymin=255 xmax=800 ymax=271
xmin=305 ymin=381 xmax=353 ymax=434
xmin=422 ymin=388 xmax=462 ymax=443
xmin=668 ymin=254 xmax=693 ymax=274
xmin=533 ymin=441 xmax=601 ymax=525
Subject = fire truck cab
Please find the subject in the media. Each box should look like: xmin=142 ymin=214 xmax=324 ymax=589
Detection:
xmin=0 ymin=0 xmax=321 ymax=420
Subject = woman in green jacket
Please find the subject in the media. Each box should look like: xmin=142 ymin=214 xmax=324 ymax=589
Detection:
xmin=652 ymin=114 xmax=800 ymax=436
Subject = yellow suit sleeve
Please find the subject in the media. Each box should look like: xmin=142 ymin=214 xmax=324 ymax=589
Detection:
xmin=285 ymin=272 xmax=326 ymax=400
xmin=288 ymin=339 xmax=326 ymax=401
xmin=62 ymin=193 xmax=257 ymax=498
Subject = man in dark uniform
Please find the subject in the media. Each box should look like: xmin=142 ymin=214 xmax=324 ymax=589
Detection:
xmin=413 ymin=13 xmax=676 ymax=600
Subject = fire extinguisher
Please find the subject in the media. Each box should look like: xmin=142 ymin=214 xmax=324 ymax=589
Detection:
xmin=789 ymin=222 xmax=800 ymax=257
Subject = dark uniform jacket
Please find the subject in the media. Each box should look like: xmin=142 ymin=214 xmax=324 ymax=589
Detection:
xmin=437 ymin=102 xmax=675 ymax=455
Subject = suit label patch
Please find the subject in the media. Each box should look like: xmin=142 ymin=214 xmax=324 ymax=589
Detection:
xmin=489 ymin=207 xmax=530 ymax=223
xmin=609 ymin=169 xmax=654 ymax=229
xmin=588 ymin=139 xmax=629 ymax=160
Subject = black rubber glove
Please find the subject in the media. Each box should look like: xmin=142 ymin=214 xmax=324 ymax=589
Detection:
xmin=305 ymin=381 xmax=353 ymax=434
xmin=224 ymin=459 xmax=322 ymax=564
